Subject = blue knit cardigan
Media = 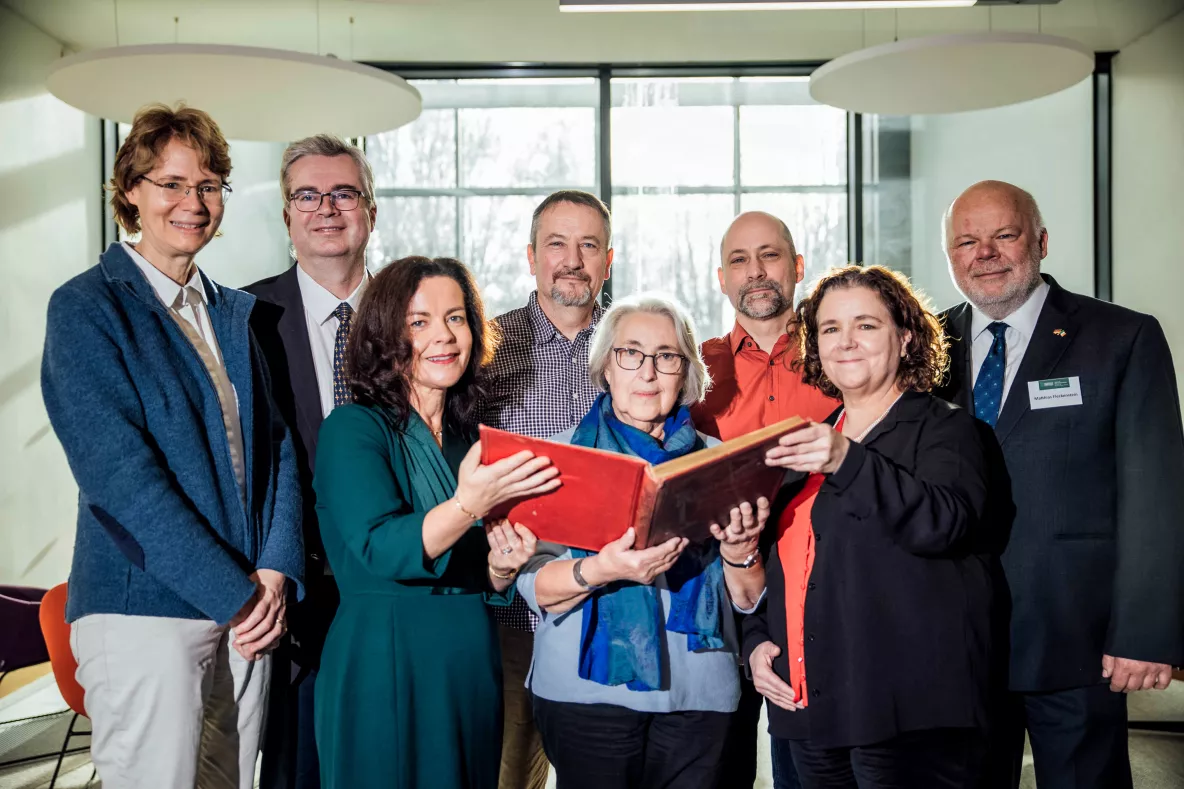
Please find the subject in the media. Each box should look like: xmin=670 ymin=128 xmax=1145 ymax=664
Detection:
xmin=41 ymin=243 xmax=304 ymax=626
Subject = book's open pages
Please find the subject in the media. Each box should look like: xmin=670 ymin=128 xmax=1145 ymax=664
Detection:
xmin=480 ymin=415 xmax=807 ymax=551
xmin=645 ymin=416 xmax=807 ymax=546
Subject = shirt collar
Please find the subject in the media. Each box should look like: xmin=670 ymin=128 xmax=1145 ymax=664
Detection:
xmin=122 ymin=240 xmax=206 ymax=310
xmin=296 ymin=263 xmax=370 ymax=325
xmin=970 ymin=279 xmax=1050 ymax=343
xmin=727 ymin=321 xmax=794 ymax=358
xmin=527 ymin=290 xmax=603 ymax=346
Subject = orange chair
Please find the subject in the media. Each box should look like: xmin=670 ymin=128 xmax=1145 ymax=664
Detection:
xmin=38 ymin=582 xmax=93 ymax=788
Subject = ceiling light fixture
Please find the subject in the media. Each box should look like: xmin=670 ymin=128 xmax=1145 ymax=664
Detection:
xmin=560 ymin=0 xmax=976 ymax=11
xmin=809 ymin=32 xmax=1094 ymax=114
xmin=46 ymin=44 xmax=422 ymax=142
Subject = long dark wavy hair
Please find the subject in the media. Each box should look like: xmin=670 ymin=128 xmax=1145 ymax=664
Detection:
xmin=346 ymin=256 xmax=494 ymax=432
xmin=793 ymin=265 xmax=949 ymax=400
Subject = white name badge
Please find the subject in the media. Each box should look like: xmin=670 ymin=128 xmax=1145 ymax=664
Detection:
xmin=1027 ymin=376 xmax=1084 ymax=409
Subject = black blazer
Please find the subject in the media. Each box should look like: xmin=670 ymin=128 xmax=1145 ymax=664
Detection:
xmin=743 ymin=392 xmax=995 ymax=749
xmin=935 ymin=275 xmax=1184 ymax=692
xmin=245 ymin=266 xmax=337 ymax=664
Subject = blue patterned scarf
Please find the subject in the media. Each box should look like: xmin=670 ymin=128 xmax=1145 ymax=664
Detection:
xmin=570 ymin=393 xmax=726 ymax=691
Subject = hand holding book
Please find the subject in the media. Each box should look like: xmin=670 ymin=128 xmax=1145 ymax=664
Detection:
xmin=577 ymin=528 xmax=688 ymax=588
xmin=454 ymin=443 xmax=559 ymax=520
xmin=709 ymin=498 xmax=771 ymax=566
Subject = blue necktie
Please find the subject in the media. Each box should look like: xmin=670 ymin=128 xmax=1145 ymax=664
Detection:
xmin=332 ymin=302 xmax=354 ymax=408
xmin=973 ymin=321 xmax=1009 ymax=427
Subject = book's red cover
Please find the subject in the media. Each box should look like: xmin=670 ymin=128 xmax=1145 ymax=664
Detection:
xmin=479 ymin=425 xmax=651 ymax=552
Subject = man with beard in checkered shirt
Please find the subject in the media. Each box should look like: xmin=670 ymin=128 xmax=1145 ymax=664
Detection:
xmin=478 ymin=190 xmax=614 ymax=789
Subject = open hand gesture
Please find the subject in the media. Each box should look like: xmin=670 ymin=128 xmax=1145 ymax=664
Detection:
xmin=709 ymin=497 xmax=770 ymax=565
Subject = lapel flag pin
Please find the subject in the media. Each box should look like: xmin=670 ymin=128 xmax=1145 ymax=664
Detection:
xmin=1053 ymin=328 xmax=1067 ymax=337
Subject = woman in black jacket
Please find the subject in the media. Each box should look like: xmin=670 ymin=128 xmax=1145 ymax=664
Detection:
xmin=747 ymin=265 xmax=996 ymax=789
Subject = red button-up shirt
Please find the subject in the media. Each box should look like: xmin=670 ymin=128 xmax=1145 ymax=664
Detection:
xmin=693 ymin=323 xmax=839 ymax=441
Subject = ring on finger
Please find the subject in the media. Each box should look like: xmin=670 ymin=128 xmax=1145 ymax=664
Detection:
xmin=500 ymin=546 xmax=513 ymax=555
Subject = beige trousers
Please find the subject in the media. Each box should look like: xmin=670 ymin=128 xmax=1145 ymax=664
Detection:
xmin=70 ymin=613 xmax=270 ymax=789
xmin=498 ymin=622 xmax=551 ymax=789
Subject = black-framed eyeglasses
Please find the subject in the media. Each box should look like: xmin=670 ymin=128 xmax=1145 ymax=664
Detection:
xmin=139 ymin=176 xmax=231 ymax=206
xmin=288 ymin=189 xmax=365 ymax=213
xmin=612 ymin=347 xmax=686 ymax=375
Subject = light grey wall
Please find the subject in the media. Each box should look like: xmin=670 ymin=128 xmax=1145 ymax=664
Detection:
xmin=904 ymin=78 xmax=1095 ymax=312
xmin=0 ymin=6 xmax=101 ymax=589
xmin=1113 ymin=10 xmax=1184 ymax=403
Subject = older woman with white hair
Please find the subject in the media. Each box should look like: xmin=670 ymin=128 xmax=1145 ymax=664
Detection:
xmin=515 ymin=292 xmax=770 ymax=789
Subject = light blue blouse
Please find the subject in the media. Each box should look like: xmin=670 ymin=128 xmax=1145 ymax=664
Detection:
xmin=514 ymin=428 xmax=764 ymax=714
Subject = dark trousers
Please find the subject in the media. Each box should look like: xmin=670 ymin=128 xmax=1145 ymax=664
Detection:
xmin=260 ymin=645 xmax=320 ymax=789
xmin=779 ymin=728 xmax=980 ymax=789
xmin=717 ymin=668 xmax=781 ymax=789
xmin=979 ymin=684 xmax=1131 ymax=789
xmin=533 ymin=696 xmax=730 ymax=789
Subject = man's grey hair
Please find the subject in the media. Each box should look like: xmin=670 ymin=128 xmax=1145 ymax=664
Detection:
xmin=280 ymin=134 xmax=376 ymax=204
xmin=941 ymin=180 xmax=1045 ymax=254
xmin=529 ymin=190 xmax=612 ymax=250
xmin=587 ymin=292 xmax=711 ymax=407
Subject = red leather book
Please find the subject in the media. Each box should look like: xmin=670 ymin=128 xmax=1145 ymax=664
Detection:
xmin=479 ymin=416 xmax=806 ymax=551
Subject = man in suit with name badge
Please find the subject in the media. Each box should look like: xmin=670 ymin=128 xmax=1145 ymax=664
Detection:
xmin=936 ymin=180 xmax=1184 ymax=789
xmin=246 ymin=135 xmax=377 ymax=789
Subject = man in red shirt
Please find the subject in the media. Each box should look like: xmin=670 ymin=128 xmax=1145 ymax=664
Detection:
xmin=692 ymin=211 xmax=839 ymax=788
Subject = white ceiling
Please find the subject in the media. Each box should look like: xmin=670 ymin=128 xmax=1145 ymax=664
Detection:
xmin=3 ymin=0 xmax=1182 ymax=64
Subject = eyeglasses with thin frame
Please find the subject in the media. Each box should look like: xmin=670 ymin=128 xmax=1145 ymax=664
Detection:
xmin=612 ymin=347 xmax=686 ymax=375
xmin=288 ymin=189 xmax=366 ymax=213
xmin=138 ymin=176 xmax=232 ymax=206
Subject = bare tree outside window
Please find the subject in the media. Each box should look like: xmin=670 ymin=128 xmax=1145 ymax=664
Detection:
xmin=364 ymin=75 xmax=847 ymax=334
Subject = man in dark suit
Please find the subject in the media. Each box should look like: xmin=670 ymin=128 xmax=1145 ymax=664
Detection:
xmin=935 ymin=180 xmax=1184 ymax=789
xmin=246 ymin=135 xmax=377 ymax=789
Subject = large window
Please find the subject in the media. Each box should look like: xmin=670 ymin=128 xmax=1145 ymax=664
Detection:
xmin=611 ymin=76 xmax=846 ymax=336
xmin=365 ymin=70 xmax=848 ymax=335
xmin=365 ymin=78 xmax=598 ymax=318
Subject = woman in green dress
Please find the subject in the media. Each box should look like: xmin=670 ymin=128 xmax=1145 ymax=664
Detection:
xmin=312 ymin=256 xmax=559 ymax=789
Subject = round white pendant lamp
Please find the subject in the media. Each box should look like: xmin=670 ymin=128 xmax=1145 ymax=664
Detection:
xmin=809 ymin=32 xmax=1095 ymax=115
xmin=47 ymin=44 xmax=422 ymax=141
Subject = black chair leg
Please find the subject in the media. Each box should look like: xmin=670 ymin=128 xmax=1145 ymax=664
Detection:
xmin=47 ymin=711 xmax=78 ymax=789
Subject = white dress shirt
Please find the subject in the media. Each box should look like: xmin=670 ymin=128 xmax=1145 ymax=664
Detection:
xmin=295 ymin=265 xmax=369 ymax=419
xmin=969 ymin=280 xmax=1050 ymax=408
xmin=125 ymin=241 xmax=224 ymax=363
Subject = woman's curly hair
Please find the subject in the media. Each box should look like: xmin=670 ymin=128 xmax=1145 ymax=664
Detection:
xmin=794 ymin=265 xmax=949 ymax=400
xmin=346 ymin=256 xmax=495 ymax=432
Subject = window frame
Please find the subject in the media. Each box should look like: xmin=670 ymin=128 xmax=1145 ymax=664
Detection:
xmin=363 ymin=61 xmax=847 ymax=305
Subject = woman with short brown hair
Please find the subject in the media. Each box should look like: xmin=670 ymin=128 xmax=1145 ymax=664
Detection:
xmin=42 ymin=103 xmax=303 ymax=788
xmin=108 ymin=102 xmax=233 ymax=236
xmin=746 ymin=265 xmax=997 ymax=789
